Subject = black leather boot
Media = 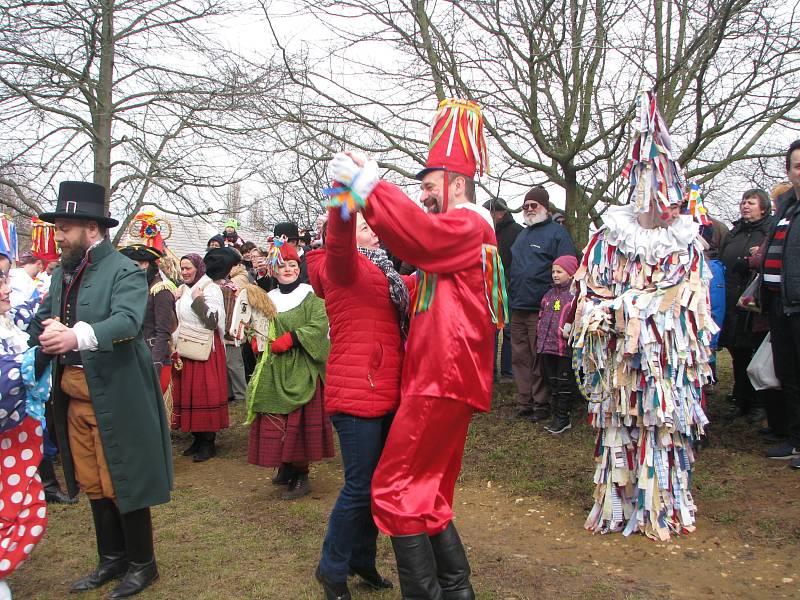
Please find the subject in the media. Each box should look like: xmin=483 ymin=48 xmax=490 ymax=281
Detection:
xmin=272 ymin=463 xmax=293 ymax=485
xmin=107 ymin=508 xmax=159 ymax=598
xmin=39 ymin=458 xmax=78 ymax=504
xmin=70 ymin=499 xmax=127 ymax=592
xmin=348 ymin=565 xmax=393 ymax=589
xmin=390 ymin=534 xmax=443 ymax=600
xmin=193 ymin=432 xmax=217 ymax=462
xmin=429 ymin=522 xmax=475 ymax=600
xmin=181 ymin=433 xmax=201 ymax=456
xmin=282 ymin=471 xmax=310 ymax=500
xmin=315 ymin=565 xmax=352 ymax=600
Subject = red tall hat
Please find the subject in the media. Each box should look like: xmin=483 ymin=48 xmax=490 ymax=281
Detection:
xmin=416 ymin=98 xmax=490 ymax=180
xmin=30 ymin=217 xmax=60 ymax=262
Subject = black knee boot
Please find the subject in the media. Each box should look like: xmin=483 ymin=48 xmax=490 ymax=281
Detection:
xmin=193 ymin=432 xmax=217 ymax=462
xmin=70 ymin=498 xmax=127 ymax=591
xmin=429 ymin=522 xmax=474 ymax=600
xmin=107 ymin=508 xmax=159 ymax=598
xmin=181 ymin=433 xmax=201 ymax=456
xmin=39 ymin=457 xmax=78 ymax=504
xmin=390 ymin=534 xmax=443 ymax=600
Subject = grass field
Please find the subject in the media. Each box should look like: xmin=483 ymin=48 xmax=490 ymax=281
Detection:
xmin=11 ymin=353 xmax=800 ymax=599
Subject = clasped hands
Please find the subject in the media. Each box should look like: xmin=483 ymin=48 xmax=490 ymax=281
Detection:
xmin=39 ymin=318 xmax=78 ymax=355
xmin=327 ymin=151 xmax=379 ymax=201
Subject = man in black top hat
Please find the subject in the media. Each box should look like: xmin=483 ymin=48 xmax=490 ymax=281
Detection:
xmin=28 ymin=181 xmax=172 ymax=598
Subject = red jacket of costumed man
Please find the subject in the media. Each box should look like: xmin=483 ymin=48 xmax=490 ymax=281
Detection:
xmin=326 ymin=99 xmax=507 ymax=551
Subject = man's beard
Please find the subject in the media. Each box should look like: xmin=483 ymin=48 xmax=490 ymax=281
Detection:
xmin=60 ymin=232 xmax=90 ymax=272
xmin=524 ymin=212 xmax=548 ymax=226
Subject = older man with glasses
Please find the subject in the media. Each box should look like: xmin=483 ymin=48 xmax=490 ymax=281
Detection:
xmin=507 ymin=186 xmax=577 ymax=423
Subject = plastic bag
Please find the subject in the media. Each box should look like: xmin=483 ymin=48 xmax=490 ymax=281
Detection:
xmin=747 ymin=333 xmax=780 ymax=390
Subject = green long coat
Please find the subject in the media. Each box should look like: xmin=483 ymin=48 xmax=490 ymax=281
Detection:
xmin=28 ymin=239 xmax=173 ymax=514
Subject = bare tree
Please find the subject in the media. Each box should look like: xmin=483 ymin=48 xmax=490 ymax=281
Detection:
xmin=0 ymin=0 xmax=284 ymax=241
xmin=263 ymin=0 xmax=800 ymax=246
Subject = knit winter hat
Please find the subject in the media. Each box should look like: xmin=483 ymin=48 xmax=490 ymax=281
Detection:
xmin=553 ymin=255 xmax=578 ymax=276
xmin=524 ymin=186 xmax=550 ymax=211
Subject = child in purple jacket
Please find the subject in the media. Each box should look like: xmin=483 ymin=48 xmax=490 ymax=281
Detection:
xmin=537 ymin=255 xmax=578 ymax=434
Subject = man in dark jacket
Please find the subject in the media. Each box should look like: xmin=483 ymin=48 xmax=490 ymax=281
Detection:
xmin=29 ymin=181 xmax=173 ymax=598
xmin=484 ymin=198 xmax=522 ymax=381
xmin=507 ymin=186 xmax=577 ymax=421
xmin=761 ymin=139 xmax=800 ymax=468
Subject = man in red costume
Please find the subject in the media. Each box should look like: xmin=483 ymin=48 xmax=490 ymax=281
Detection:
xmin=327 ymin=99 xmax=504 ymax=600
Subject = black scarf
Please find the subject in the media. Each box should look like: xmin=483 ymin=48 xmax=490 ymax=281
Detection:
xmin=278 ymin=278 xmax=302 ymax=294
xmin=358 ymin=247 xmax=410 ymax=340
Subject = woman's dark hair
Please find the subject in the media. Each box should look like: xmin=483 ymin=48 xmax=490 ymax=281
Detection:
xmin=146 ymin=262 xmax=159 ymax=285
xmin=741 ymin=188 xmax=771 ymax=216
xmin=785 ymin=139 xmax=800 ymax=171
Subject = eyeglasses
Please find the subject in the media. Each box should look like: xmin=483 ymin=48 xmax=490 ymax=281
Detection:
xmin=522 ymin=202 xmax=539 ymax=210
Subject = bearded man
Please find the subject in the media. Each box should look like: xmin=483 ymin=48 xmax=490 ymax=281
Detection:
xmin=28 ymin=181 xmax=172 ymax=598
xmin=507 ymin=186 xmax=577 ymax=423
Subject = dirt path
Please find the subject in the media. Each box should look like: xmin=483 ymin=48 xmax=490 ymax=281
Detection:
xmin=13 ymin=413 xmax=800 ymax=600
xmin=185 ymin=438 xmax=799 ymax=600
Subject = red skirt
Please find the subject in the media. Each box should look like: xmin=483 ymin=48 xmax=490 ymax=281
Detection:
xmin=171 ymin=332 xmax=230 ymax=433
xmin=248 ymin=381 xmax=334 ymax=467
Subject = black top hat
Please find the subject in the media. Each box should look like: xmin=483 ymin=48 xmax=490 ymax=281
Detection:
xmin=38 ymin=181 xmax=118 ymax=228
xmin=273 ymin=221 xmax=300 ymax=240
xmin=203 ymin=247 xmax=241 ymax=281
xmin=118 ymin=244 xmax=164 ymax=263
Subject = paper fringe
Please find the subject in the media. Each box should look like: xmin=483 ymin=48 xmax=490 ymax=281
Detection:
xmin=430 ymin=98 xmax=490 ymax=177
xmin=0 ymin=214 xmax=17 ymax=261
xmin=624 ymin=91 xmax=684 ymax=216
xmin=573 ymin=227 xmax=716 ymax=540
xmin=323 ymin=182 xmax=367 ymax=221
xmin=481 ymin=244 xmax=509 ymax=328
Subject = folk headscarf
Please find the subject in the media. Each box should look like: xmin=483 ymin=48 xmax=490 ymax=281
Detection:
xmin=181 ymin=253 xmax=206 ymax=286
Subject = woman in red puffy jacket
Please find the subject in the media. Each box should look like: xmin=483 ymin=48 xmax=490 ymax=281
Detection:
xmin=307 ymin=209 xmax=412 ymax=599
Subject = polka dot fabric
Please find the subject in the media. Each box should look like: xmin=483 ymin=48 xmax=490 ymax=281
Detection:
xmin=0 ymin=416 xmax=46 ymax=579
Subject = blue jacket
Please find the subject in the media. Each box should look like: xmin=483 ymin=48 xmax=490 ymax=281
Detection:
xmin=508 ymin=219 xmax=577 ymax=311
xmin=707 ymin=258 xmax=725 ymax=350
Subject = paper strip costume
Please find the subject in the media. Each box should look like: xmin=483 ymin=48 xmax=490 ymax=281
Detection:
xmin=573 ymin=91 xmax=717 ymax=541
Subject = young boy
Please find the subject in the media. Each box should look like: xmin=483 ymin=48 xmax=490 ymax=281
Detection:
xmin=536 ymin=255 xmax=578 ymax=434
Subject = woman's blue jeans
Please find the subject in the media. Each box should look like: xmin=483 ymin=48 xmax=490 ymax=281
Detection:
xmin=319 ymin=412 xmax=394 ymax=583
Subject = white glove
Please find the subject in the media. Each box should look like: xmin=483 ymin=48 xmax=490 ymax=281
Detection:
xmin=328 ymin=152 xmax=359 ymax=187
xmin=328 ymin=152 xmax=379 ymax=201
xmin=351 ymin=158 xmax=379 ymax=201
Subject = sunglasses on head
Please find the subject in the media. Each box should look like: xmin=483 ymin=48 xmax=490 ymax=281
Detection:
xmin=522 ymin=202 xmax=539 ymax=210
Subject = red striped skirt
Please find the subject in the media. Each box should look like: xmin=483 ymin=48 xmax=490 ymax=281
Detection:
xmin=248 ymin=381 xmax=334 ymax=467
xmin=171 ymin=332 xmax=230 ymax=433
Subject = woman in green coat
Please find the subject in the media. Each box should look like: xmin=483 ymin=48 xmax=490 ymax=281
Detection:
xmin=246 ymin=242 xmax=333 ymax=500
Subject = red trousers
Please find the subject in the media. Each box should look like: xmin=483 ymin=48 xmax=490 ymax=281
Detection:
xmin=371 ymin=395 xmax=473 ymax=536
